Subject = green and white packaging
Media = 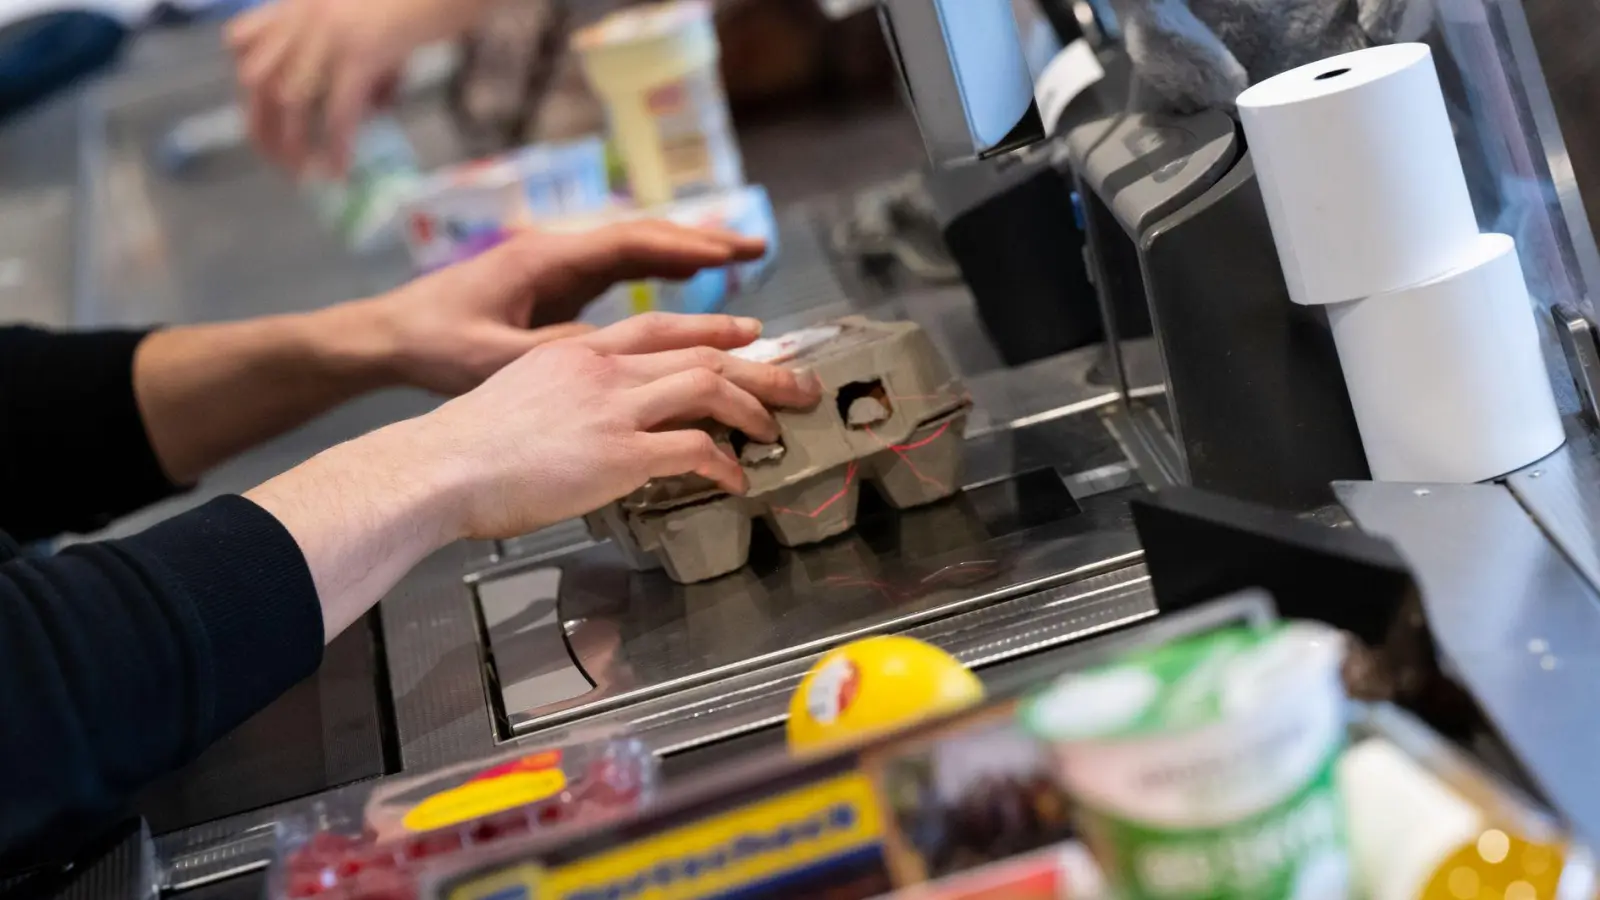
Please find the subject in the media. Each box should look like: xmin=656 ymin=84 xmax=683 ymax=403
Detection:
xmin=1023 ymin=623 xmax=1350 ymax=900
xmin=304 ymin=116 xmax=423 ymax=254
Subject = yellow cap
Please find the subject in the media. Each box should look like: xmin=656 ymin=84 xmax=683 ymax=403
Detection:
xmin=787 ymin=635 xmax=985 ymax=753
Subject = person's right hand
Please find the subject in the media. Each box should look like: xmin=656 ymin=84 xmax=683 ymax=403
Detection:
xmin=407 ymin=312 xmax=823 ymax=541
xmin=226 ymin=0 xmax=473 ymax=174
xmin=250 ymin=311 xmax=819 ymax=640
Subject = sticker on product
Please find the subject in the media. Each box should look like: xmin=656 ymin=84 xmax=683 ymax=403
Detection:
xmin=402 ymin=750 xmax=568 ymax=833
xmin=806 ymin=656 xmax=861 ymax=726
xmin=732 ymin=325 xmax=842 ymax=365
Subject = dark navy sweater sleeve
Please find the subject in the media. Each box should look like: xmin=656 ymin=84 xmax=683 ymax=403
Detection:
xmin=0 ymin=326 xmax=184 ymax=543
xmin=0 ymin=495 xmax=325 ymax=861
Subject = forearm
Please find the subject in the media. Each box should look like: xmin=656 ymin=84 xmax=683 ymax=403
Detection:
xmin=0 ymin=497 xmax=321 ymax=862
xmin=245 ymin=417 xmax=465 ymax=641
xmin=134 ymin=300 xmax=400 ymax=485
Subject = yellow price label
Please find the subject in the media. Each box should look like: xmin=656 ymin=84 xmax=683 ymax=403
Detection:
xmin=403 ymin=769 xmax=567 ymax=833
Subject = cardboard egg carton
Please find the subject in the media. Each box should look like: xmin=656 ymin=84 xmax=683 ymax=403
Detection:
xmin=586 ymin=317 xmax=973 ymax=583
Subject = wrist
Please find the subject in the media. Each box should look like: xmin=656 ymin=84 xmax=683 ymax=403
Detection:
xmin=300 ymin=298 xmax=407 ymax=391
xmin=245 ymin=416 xmax=470 ymax=640
xmin=354 ymin=414 xmax=477 ymax=547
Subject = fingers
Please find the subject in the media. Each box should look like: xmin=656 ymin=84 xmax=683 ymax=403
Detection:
xmin=323 ymin=63 xmax=375 ymax=176
xmin=225 ymin=5 xmax=275 ymax=51
xmin=237 ymin=22 xmax=295 ymax=89
xmin=236 ymin=13 xmax=301 ymax=168
xmin=682 ymin=224 xmax=768 ymax=262
xmin=578 ymin=312 xmax=763 ymax=356
xmin=642 ymin=431 xmax=747 ymax=496
xmin=245 ymin=89 xmax=285 ymax=169
xmin=563 ymin=220 xmax=767 ymax=283
xmin=277 ymin=26 xmax=332 ymax=169
xmin=527 ymin=322 xmax=599 ymax=345
xmin=487 ymin=322 xmax=597 ymax=362
xmin=615 ymin=347 xmax=820 ymax=410
xmin=626 ymin=369 xmax=779 ymax=443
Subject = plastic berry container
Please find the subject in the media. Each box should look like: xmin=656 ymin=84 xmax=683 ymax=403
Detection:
xmin=272 ymin=738 xmax=656 ymax=900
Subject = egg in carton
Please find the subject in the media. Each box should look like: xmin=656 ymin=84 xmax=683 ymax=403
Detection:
xmin=586 ymin=317 xmax=973 ymax=583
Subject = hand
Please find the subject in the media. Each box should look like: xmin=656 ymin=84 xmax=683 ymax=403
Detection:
xmin=359 ymin=220 xmax=768 ymax=395
xmin=247 ymin=312 xmax=819 ymax=639
xmin=409 ymin=313 xmax=823 ymax=540
xmin=226 ymin=0 xmax=473 ymax=173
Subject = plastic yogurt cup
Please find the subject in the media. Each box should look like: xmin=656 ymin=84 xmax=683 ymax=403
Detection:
xmin=1023 ymin=623 xmax=1351 ymax=900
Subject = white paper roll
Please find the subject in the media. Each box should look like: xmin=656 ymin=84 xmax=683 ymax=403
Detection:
xmin=1238 ymin=44 xmax=1480 ymax=307
xmin=1328 ymin=233 xmax=1563 ymax=483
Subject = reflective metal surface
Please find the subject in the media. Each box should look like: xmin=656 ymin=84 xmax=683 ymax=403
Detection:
xmin=572 ymin=564 xmax=1157 ymax=757
xmin=1551 ymin=305 xmax=1600 ymax=424
xmin=484 ymin=460 xmax=1141 ymax=736
xmin=1336 ymin=480 xmax=1600 ymax=844
xmin=1506 ymin=420 xmax=1600 ymax=596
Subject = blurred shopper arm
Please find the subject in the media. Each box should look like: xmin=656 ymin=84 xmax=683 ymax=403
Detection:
xmin=0 ymin=220 xmax=763 ymax=543
xmin=0 ymin=312 xmax=818 ymax=861
xmin=226 ymin=0 xmax=501 ymax=172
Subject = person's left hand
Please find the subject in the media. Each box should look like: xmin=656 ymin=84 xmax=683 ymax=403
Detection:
xmin=349 ymin=219 xmax=767 ymax=395
xmin=226 ymin=0 xmax=460 ymax=174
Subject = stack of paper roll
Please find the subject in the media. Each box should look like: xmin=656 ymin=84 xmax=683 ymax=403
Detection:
xmin=1237 ymin=43 xmax=1563 ymax=483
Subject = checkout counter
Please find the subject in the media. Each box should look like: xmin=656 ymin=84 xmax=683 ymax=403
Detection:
xmin=8 ymin=0 xmax=1600 ymax=895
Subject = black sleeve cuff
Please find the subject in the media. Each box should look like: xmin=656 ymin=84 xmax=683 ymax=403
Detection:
xmin=119 ymin=495 xmax=324 ymax=739
xmin=0 ymin=327 xmax=184 ymax=542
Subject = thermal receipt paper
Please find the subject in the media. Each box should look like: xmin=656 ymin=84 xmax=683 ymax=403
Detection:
xmin=1328 ymin=233 xmax=1563 ymax=483
xmin=1238 ymin=44 xmax=1480 ymax=307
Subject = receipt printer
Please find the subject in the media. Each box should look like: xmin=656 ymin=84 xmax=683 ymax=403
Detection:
xmin=1067 ymin=110 xmax=1371 ymax=509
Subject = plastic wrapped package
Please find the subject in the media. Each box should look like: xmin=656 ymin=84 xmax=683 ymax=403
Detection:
xmin=399 ymin=148 xmax=777 ymax=323
xmin=402 ymin=137 xmax=612 ymax=272
xmin=565 ymin=184 xmax=779 ymax=325
xmin=270 ymin=738 xmax=657 ymax=900
xmin=303 ymin=117 xmax=425 ymax=255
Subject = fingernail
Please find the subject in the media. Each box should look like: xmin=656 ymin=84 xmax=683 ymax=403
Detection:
xmin=735 ymin=317 xmax=762 ymax=336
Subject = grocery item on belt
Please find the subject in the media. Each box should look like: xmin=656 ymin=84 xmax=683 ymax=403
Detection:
xmin=402 ymin=137 xmax=612 ymax=273
xmin=1022 ymin=622 xmax=1350 ymax=900
xmin=302 ymin=116 xmax=424 ymax=254
xmin=788 ymin=635 xmax=985 ymax=754
xmin=886 ymin=843 xmax=1105 ymax=900
xmin=271 ymin=738 xmax=656 ymax=900
xmin=585 ymin=316 xmax=973 ymax=583
xmin=572 ymin=0 xmax=744 ymax=206
xmin=565 ymin=183 xmax=778 ymax=325
xmin=1341 ymin=738 xmax=1570 ymax=900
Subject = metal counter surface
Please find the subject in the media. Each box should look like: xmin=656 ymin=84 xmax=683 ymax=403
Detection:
xmin=1337 ymin=474 xmax=1600 ymax=846
xmin=478 ymin=427 xmax=1140 ymax=739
